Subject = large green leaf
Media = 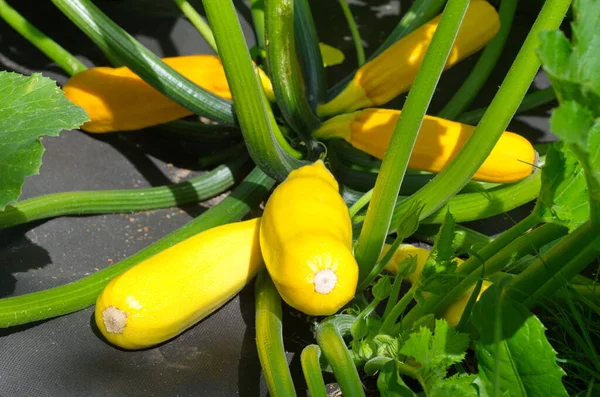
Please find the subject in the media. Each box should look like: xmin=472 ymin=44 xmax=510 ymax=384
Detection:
xmin=472 ymin=284 xmax=569 ymax=396
xmin=537 ymin=142 xmax=590 ymax=231
xmin=0 ymin=72 xmax=88 ymax=210
xmin=537 ymin=0 xmax=600 ymax=226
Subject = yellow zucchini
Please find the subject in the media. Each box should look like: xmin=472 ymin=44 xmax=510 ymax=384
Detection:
xmin=317 ymin=0 xmax=500 ymax=117
xmin=260 ymin=161 xmax=359 ymax=316
xmin=314 ymin=108 xmax=536 ymax=183
xmin=63 ymin=55 xmax=275 ymax=133
xmin=382 ymin=243 xmax=490 ymax=326
xmin=95 ymin=218 xmax=262 ymax=350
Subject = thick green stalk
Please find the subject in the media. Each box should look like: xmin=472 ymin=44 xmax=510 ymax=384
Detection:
xmin=437 ymin=0 xmax=518 ymax=120
xmin=0 ymin=157 xmax=249 ymax=229
xmin=399 ymin=222 xmax=567 ymax=332
xmin=354 ymin=0 xmax=471 ymax=283
xmin=507 ymin=221 xmax=597 ymax=303
xmin=524 ymin=243 xmax=599 ymax=309
xmin=416 ymin=169 xmax=540 ymax=224
xmin=339 ymin=0 xmax=365 ymax=66
xmin=52 ymin=0 xmax=234 ymax=124
xmin=394 ymin=0 xmax=571 ymax=222
xmin=301 ymin=345 xmax=328 ymax=397
xmin=0 ymin=0 xmax=86 ymax=76
xmin=0 ymin=167 xmax=274 ymax=328
xmin=458 ymin=86 xmax=557 ymax=125
xmin=317 ymin=323 xmax=365 ymax=397
xmin=294 ymin=0 xmax=326 ymax=107
xmin=202 ymin=0 xmax=307 ymax=180
xmin=350 ymin=168 xmax=541 ymax=225
xmin=173 ymin=0 xmax=217 ymax=53
xmin=255 ymin=271 xmax=298 ymax=397
xmin=265 ymin=0 xmax=320 ymax=149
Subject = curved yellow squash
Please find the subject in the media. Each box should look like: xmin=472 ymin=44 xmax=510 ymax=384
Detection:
xmin=318 ymin=0 xmax=500 ymax=116
xmin=64 ymin=55 xmax=274 ymax=133
xmin=260 ymin=161 xmax=359 ymax=316
xmin=382 ymin=243 xmax=490 ymax=326
xmin=314 ymin=108 xmax=536 ymax=183
xmin=95 ymin=218 xmax=263 ymax=350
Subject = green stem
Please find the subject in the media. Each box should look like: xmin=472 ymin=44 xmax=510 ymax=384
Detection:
xmin=52 ymin=0 xmax=234 ymax=124
xmin=382 ymin=272 xmax=405 ymax=320
xmin=173 ymin=0 xmax=218 ymax=53
xmin=255 ymin=270 xmax=298 ymax=397
xmin=354 ymin=0 xmax=472 ymax=283
xmin=301 ymin=345 xmax=328 ymax=397
xmin=399 ymin=222 xmax=567 ymax=332
xmin=507 ymin=220 xmax=597 ymax=303
xmin=437 ymin=0 xmax=518 ymax=120
xmin=0 ymin=167 xmax=274 ymax=328
xmin=0 ymin=0 xmax=86 ymax=76
xmin=265 ymin=0 xmax=320 ymax=150
xmin=419 ymin=169 xmax=541 ymax=224
xmin=294 ymin=0 xmax=326 ymax=107
xmin=317 ymin=323 xmax=365 ymax=397
xmin=524 ymin=243 xmax=599 ymax=309
xmin=458 ymin=86 xmax=557 ymax=125
xmin=379 ymin=285 xmax=416 ymax=335
xmin=250 ymin=0 xmax=266 ymax=50
xmin=339 ymin=0 xmax=365 ymax=66
xmin=349 ymin=189 xmax=373 ymax=218
xmin=393 ymin=0 xmax=572 ymax=222
xmin=358 ymin=236 xmax=404 ymax=292
xmin=0 ymin=157 xmax=249 ymax=230
xmin=202 ymin=0 xmax=306 ymax=180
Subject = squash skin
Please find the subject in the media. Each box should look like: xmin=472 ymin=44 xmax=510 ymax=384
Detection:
xmin=259 ymin=161 xmax=359 ymax=316
xmin=314 ymin=108 xmax=536 ymax=183
xmin=95 ymin=218 xmax=263 ymax=350
xmin=63 ymin=55 xmax=274 ymax=133
xmin=317 ymin=0 xmax=500 ymax=117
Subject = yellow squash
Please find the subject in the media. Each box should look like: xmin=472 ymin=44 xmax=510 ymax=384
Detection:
xmin=95 ymin=218 xmax=263 ymax=350
xmin=260 ymin=161 xmax=359 ymax=316
xmin=317 ymin=0 xmax=500 ymax=117
xmin=63 ymin=55 xmax=275 ymax=133
xmin=314 ymin=108 xmax=536 ymax=183
xmin=382 ymin=243 xmax=490 ymax=326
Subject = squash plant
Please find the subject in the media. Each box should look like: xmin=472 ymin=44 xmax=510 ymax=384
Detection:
xmin=1 ymin=0 xmax=599 ymax=395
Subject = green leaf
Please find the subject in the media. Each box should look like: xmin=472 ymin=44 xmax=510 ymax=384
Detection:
xmin=537 ymin=142 xmax=590 ymax=231
xmin=537 ymin=0 xmax=600 ymax=226
xmin=537 ymin=0 xmax=600 ymax=115
xmin=428 ymin=374 xmax=479 ymax=397
xmin=0 ymin=72 xmax=87 ymax=210
xmin=399 ymin=319 xmax=470 ymax=392
xmin=472 ymin=284 xmax=569 ymax=397
xmin=377 ymin=360 xmax=418 ymax=397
